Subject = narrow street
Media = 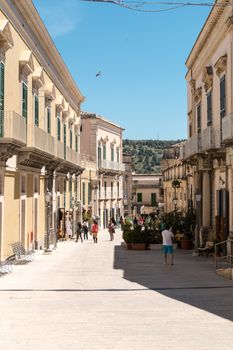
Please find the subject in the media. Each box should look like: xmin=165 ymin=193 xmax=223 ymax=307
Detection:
xmin=1 ymin=230 xmax=233 ymax=350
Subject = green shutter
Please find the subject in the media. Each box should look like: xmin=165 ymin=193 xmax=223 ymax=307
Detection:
xmin=151 ymin=193 xmax=156 ymax=206
xmin=47 ymin=108 xmax=51 ymax=134
xmin=64 ymin=124 xmax=66 ymax=159
xmin=111 ymin=146 xmax=114 ymax=161
xmin=34 ymin=95 xmax=39 ymax=126
xmin=117 ymin=149 xmax=119 ymax=163
xmin=70 ymin=129 xmax=72 ymax=148
xmin=103 ymin=144 xmax=106 ymax=160
xmin=0 ymin=62 xmax=4 ymax=137
xmin=137 ymin=193 xmax=142 ymax=202
xmin=75 ymin=135 xmax=78 ymax=152
xmin=22 ymin=83 xmax=28 ymax=120
xmin=82 ymin=182 xmax=86 ymax=205
xmin=57 ymin=118 xmax=61 ymax=141
xmin=88 ymin=182 xmax=91 ymax=204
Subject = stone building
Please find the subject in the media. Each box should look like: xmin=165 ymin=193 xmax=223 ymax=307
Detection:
xmin=132 ymin=173 xmax=163 ymax=215
xmin=0 ymin=1 xmax=84 ymax=259
xmin=80 ymin=112 xmax=124 ymax=229
xmin=180 ymin=0 xmax=233 ymax=241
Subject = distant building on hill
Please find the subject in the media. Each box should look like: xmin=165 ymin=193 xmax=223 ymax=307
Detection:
xmin=131 ymin=173 xmax=163 ymax=216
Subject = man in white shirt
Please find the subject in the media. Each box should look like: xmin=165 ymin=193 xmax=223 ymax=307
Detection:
xmin=162 ymin=224 xmax=174 ymax=265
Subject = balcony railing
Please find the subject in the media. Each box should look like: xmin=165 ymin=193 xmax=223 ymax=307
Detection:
xmin=66 ymin=146 xmax=81 ymax=165
xmin=0 ymin=111 xmax=26 ymax=145
xmin=180 ymin=134 xmax=199 ymax=159
xmin=99 ymin=159 xmax=125 ymax=172
xmin=56 ymin=141 xmax=64 ymax=159
xmin=222 ymin=114 xmax=233 ymax=142
xmin=29 ymin=125 xmax=55 ymax=156
xmin=200 ymin=126 xmax=221 ymax=152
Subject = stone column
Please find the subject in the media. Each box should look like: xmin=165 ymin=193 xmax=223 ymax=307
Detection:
xmin=202 ymin=171 xmax=210 ymax=227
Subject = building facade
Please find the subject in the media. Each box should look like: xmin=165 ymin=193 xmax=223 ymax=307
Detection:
xmin=180 ymin=1 xmax=233 ymax=241
xmin=122 ymin=153 xmax=133 ymax=217
xmin=161 ymin=144 xmax=194 ymax=214
xmin=80 ymin=112 xmax=124 ymax=228
xmin=132 ymin=173 xmax=163 ymax=215
xmin=0 ymin=1 xmax=84 ymax=259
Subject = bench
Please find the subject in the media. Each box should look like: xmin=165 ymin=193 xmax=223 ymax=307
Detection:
xmin=198 ymin=241 xmax=214 ymax=257
xmin=10 ymin=242 xmax=34 ymax=263
xmin=0 ymin=254 xmax=15 ymax=275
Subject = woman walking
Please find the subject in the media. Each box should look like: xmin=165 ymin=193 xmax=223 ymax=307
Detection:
xmin=91 ymin=220 xmax=98 ymax=243
xmin=75 ymin=222 xmax=83 ymax=243
xmin=108 ymin=217 xmax=116 ymax=241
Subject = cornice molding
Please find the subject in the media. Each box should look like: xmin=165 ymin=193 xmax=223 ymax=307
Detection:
xmin=202 ymin=66 xmax=213 ymax=92
xmin=0 ymin=0 xmax=84 ymax=111
xmin=214 ymin=54 xmax=227 ymax=76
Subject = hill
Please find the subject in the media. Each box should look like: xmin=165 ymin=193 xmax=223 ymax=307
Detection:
xmin=123 ymin=139 xmax=184 ymax=174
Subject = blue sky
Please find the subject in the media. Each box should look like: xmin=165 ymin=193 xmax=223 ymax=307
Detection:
xmin=33 ymin=0 xmax=211 ymax=140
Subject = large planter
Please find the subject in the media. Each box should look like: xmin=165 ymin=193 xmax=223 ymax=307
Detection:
xmin=125 ymin=242 xmax=132 ymax=250
xmin=131 ymin=243 xmax=146 ymax=250
xmin=180 ymin=239 xmax=192 ymax=249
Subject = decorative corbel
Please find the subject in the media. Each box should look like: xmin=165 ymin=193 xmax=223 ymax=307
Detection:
xmin=214 ymin=55 xmax=227 ymax=76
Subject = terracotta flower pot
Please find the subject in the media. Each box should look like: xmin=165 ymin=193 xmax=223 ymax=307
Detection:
xmin=180 ymin=239 xmax=192 ymax=249
xmin=131 ymin=243 xmax=146 ymax=250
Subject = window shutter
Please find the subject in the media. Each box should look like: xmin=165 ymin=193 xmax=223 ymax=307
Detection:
xmin=47 ymin=108 xmax=51 ymax=134
xmin=75 ymin=134 xmax=78 ymax=152
xmin=22 ymin=83 xmax=28 ymax=120
xmin=220 ymin=76 xmax=226 ymax=118
xmin=34 ymin=95 xmax=39 ymax=126
xmin=57 ymin=117 xmax=61 ymax=141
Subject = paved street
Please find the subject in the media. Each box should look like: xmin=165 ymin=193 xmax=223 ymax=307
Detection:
xmin=1 ymin=230 xmax=233 ymax=350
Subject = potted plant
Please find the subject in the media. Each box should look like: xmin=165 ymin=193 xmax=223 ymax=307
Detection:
xmin=123 ymin=224 xmax=147 ymax=250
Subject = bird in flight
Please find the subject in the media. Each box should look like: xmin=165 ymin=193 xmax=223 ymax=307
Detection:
xmin=96 ymin=71 xmax=101 ymax=77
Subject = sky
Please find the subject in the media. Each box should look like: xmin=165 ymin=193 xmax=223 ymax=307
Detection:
xmin=33 ymin=0 xmax=211 ymax=140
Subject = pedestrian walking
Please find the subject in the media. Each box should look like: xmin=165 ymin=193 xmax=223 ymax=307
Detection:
xmin=108 ymin=217 xmax=116 ymax=241
xmin=91 ymin=220 xmax=98 ymax=243
xmin=65 ymin=212 xmax=72 ymax=240
xmin=83 ymin=220 xmax=89 ymax=240
xmin=161 ymin=224 xmax=174 ymax=265
xmin=75 ymin=222 xmax=83 ymax=243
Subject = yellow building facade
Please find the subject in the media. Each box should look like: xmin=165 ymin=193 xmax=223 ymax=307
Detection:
xmin=181 ymin=1 xmax=233 ymax=241
xmin=0 ymin=1 xmax=84 ymax=259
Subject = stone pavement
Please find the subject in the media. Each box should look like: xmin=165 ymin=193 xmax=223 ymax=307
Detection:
xmin=0 ymin=229 xmax=233 ymax=350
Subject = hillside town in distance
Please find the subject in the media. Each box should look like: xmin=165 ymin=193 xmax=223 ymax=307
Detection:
xmin=1 ymin=1 xmax=233 ymax=349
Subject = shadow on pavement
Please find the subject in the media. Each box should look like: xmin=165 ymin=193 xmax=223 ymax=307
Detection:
xmin=113 ymin=244 xmax=233 ymax=322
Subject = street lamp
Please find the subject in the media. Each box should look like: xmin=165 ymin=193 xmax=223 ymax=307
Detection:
xmin=44 ymin=189 xmax=52 ymax=253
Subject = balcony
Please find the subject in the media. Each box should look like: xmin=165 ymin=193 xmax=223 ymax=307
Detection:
xmin=180 ymin=134 xmax=199 ymax=159
xmin=98 ymin=160 xmax=125 ymax=173
xmin=0 ymin=110 xmax=26 ymax=146
xmin=200 ymin=126 xmax=221 ymax=152
xmin=222 ymin=114 xmax=233 ymax=143
xmin=66 ymin=146 xmax=81 ymax=166
xmin=29 ymin=125 xmax=55 ymax=157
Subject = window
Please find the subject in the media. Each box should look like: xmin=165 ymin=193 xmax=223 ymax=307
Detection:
xmin=151 ymin=193 xmax=157 ymax=206
xmin=88 ymin=182 xmax=91 ymax=204
xmin=34 ymin=176 xmax=38 ymax=193
xmin=103 ymin=144 xmax=106 ymax=160
xmin=197 ymin=103 xmax=201 ymax=132
xmin=82 ymin=182 xmax=86 ymax=205
xmin=0 ymin=173 xmax=3 ymax=195
xmin=22 ymin=82 xmax=28 ymax=120
xmin=111 ymin=182 xmax=113 ymax=197
xmin=70 ymin=129 xmax=73 ymax=148
xmin=64 ymin=179 xmax=66 ymax=207
xmin=189 ymin=124 xmax=192 ymax=138
xmin=0 ymin=62 xmax=4 ymax=137
xmin=64 ymin=124 xmax=67 ymax=159
xmin=98 ymin=146 xmax=102 ymax=167
xmin=117 ymin=148 xmax=120 ymax=163
xmin=21 ymin=175 xmax=26 ymax=194
xmin=34 ymin=95 xmax=39 ymax=126
xmin=137 ymin=193 xmax=142 ymax=202
xmin=117 ymin=182 xmax=119 ymax=197
xmin=111 ymin=146 xmax=114 ymax=162
xmin=47 ymin=107 xmax=51 ymax=134
xmin=57 ymin=111 xmax=61 ymax=141
xmin=104 ymin=181 xmax=107 ymax=197
xmin=207 ymin=90 xmax=212 ymax=126
xmin=75 ymin=134 xmax=78 ymax=152
xmin=220 ymin=75 xmax=226 ymax=118
xmin=98 ymin=180 xmax=101 ymax=197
